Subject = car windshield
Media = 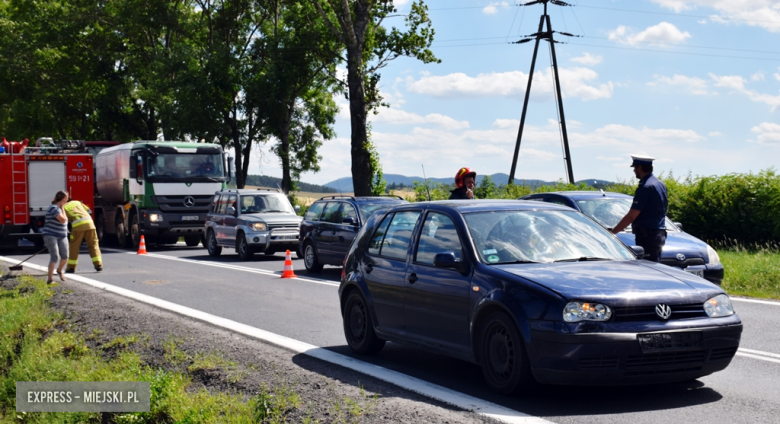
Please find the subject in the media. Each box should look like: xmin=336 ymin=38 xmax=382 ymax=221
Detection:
xmin=358 ymin=203 xmax=397 ymax=222
xmin=147 ymin=153 xmax=224 ymax=181
xmin=240 ymin=194 xmax=294 ymax=214
xmin=575 ymin=198 xmax=678 ymax=231
xmin=464 ymin=210 xmax=635 ymax=264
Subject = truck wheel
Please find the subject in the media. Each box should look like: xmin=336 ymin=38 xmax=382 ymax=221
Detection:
xmin=116 ymin=217 xmax=128 ymax=248
xmin=206 ymin=231 xmax=222 ymax=257
xmin=130 ymin=214 xmax=141 ymax=251
xmin=236 ymin=233 xmax=254 ymax=260
xmin=95 ymin=213 xmax=105 ymax=244
xmin=184 ymin=235 xmax=201 ymax=247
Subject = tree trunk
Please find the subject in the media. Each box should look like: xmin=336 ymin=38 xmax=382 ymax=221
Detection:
xmin=279 ymin=108 xmax=293 ymax=194
xmin=346 ymin=44 xmax=372 ymax=196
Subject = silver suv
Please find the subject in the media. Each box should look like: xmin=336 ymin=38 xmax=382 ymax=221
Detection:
xmin=205 ymin=189 xmax=302 ymax=260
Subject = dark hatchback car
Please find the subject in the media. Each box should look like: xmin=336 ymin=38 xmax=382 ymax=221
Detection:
xmin=339 ymin=200 xmax=741 ymax=394
xmin=520 ymin=191 xmax=725 ymax=285
xmin=299 ymin=196 xmax=408 ymax=272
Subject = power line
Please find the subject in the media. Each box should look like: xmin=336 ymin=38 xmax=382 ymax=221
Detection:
xmin=567 ymin=42 xmax=780 ymax=62
xmin=576 ymin=5 xmax=780 ymax=25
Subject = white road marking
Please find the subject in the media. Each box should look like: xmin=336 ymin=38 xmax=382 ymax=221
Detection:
xmin=126 ymin=251 xmax=340 ymax=287
xmin=735 ymin=352 xmax=780 ymax=365
xmin=738 ymin=348 xmax=780 ymax=360
xmin=731 ymin=297 xmax=780 ymax=306
xmin=0 ymin=257 xmax=553 ymax=424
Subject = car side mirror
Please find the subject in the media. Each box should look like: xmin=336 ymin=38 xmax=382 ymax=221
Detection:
xmin=342 ymin=216 xmax=358 ymax=226
xmin=434 ymin=252 xmax=468 ymax=274
xmin=226 ymin=206 xmax=237 ymax=217
xmin=629 ymin=245 xmax=645 ymax=259
xmin=294 ymin=205 xmax=301 ymax=213
xmin=673 ymin=222 xmax=683 ymax=231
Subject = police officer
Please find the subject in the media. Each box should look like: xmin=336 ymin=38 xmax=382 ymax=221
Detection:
xmin=611 ymin=155 xmax=668 ymax=262
xmin=64 ymin=198 xmax=103 ymax=273
xmin=449 ymin=167 xmax=477 ymax=200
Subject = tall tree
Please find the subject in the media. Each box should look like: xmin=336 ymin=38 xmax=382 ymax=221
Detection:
xmin=311 ymin=0 xmax=438 ymax=196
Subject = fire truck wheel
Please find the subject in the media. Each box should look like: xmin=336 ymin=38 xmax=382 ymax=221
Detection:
xmin=116 ymin=217 xmax=128 ymax=248
xmin=130 ymin=214 xmax=141 ymax=250
xmin=184 ymin=235 xmax=201 ymax=247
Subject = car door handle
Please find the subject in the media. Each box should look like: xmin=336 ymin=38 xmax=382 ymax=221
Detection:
xmin=407 ymin=273 xmax=418 ymax=284
xmin=365 ymin=263 xmax=373 ymax=274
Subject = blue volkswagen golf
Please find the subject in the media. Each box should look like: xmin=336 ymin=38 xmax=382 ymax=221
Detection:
xmin=520 ymin=191 xmax=725 ymax=285
xmin=339 ymin=200 xmax=742 ymax=394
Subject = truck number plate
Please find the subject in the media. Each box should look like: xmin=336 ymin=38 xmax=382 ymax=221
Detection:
xmin=181 ymin=216 xmax=199 ymax=221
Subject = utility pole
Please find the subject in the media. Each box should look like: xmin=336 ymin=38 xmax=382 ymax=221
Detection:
xmin=508 ymin=0 xmax=578 ymax=186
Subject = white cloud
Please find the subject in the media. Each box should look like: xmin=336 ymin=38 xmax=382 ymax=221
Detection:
xmin=369 ymin=108 xmax=470 ymax=129
xmin=649 ymin=74 xmax=710 ymax=95
xmin=709 ymin=131 xmax=723 ymax=136
xmin=774 ymin=67 xmax=780 ymax=81
xmin=405 ymin=68 xmax=614 ymax=101
xmin=710 ymin=73 xmax=780 ymax=110
xmin=751 ymin=122 xmax=780 ymax=145
xmin=609 ymin=22 xmax=692 ymax=46
xmin=571 ymin=53 xmax=603 ymax=65
xmin=651 ymin=0 xmax=780 ymax=33
xmin=482 ymin=2 xmax=509 ymax=15
xmin=751 ymin=71 xmax=766 ymax=81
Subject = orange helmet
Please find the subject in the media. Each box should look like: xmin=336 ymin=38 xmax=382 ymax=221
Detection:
xmin=454 ymin=167 xmax=477 ymax=188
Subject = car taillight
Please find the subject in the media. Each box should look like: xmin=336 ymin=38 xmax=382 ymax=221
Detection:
xmin=341 ymin=255 xmax=347 ymax=279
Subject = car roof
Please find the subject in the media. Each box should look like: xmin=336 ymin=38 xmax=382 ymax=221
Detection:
xmin=530 ymin=190 xmax=633 ymax=200
xmin=389 ymin=199 xmax=575 ymax=213
xmin=315 ymin=196 xmax=407 ymax=203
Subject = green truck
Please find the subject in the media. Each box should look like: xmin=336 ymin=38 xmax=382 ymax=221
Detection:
xmin=94 ymin=141 xmax=231 ymax=249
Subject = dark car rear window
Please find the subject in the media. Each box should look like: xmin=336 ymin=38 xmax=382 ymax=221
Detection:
xmin=358 ymin=203 xmax=399 ymax=222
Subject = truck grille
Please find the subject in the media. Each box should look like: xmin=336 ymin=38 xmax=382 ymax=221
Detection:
xmin=152 ymin=195 xmax=213 ymax=212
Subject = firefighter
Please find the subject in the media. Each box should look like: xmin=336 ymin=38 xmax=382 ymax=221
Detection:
xmin=449 ymin=167 xmax=477 ymax=200
xmin=64 ymin=199 xmax=103 ymax=273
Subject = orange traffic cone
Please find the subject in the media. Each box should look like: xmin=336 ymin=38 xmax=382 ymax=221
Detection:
xmin=137 ymin=235 xmax=148 ymax=255
xmin=281 ymin=249 xmax=296 ymax=278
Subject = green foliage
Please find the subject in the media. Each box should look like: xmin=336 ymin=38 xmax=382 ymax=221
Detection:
xmin=713 ymin=240 xmax=780 ymax=299
xmin=252 ymin=382 xmax=301 ymax=423
xmin=474 ymin=175 xmax=498 ymax=199
xmin=366 ymin=124 xmax=387 ymax=196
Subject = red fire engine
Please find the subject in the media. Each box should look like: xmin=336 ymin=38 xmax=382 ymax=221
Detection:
xmin=0 ymin=137 xmax=95 ymax=249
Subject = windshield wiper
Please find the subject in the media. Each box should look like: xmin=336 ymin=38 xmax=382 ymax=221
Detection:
xmin=263 ymin=210 xmax=289 ymax=213
xmin=554 ymin=257 xmax=612 ymax=262
xmin=491 ymin=260 xmax=540 ymax=264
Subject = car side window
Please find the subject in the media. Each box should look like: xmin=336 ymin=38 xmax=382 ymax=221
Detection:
xmin=545 ymin=197 xmax=569 ymax=207
xmin=368 ymin=213 xmax=393 ymax=256
xmin=321 ymin=202 xmax=341 ymax=223
xmin=227 ymin=195 xmax=238 ymax=215
xmin=340 ymin=203 xmax=357 ymax=223
xmin=305 ymin=202 xmax=325 ymax=221
xmin=216 ymin=195 xmax=228 ymax=214
xmin=210 ymin=194 xmax=220 ymax=213
xmin=415 ymin=212 xmax=463 ymax=265
xmin=377 ymin=211 xmax=421 ymax=260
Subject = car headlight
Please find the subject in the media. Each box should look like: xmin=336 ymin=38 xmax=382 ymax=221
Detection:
xmin=563 ymin=301 xmax=612 ymax=322
xmin=250 ymin=222 xmax=266 ymax=231
xmin=149 ymin=213 xmax=162 ymax=222
xmin=706 ymin=244 xmax=720 ymax=266
xmin=704 ymin=294 xmax=734 ymax=318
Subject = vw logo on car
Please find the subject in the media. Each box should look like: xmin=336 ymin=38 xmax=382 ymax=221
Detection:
xmin=655 ymin=304 xmax=673 ymax=320
xmin=183 ymin=196 xmax=195 ymax=207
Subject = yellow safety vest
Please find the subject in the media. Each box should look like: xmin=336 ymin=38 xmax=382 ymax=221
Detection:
xmin=64 ymin=201 xmax=95 ymax=231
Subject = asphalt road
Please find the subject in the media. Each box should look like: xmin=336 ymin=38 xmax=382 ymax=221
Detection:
xmin=3 ymin=243 xmax=780 ymax=423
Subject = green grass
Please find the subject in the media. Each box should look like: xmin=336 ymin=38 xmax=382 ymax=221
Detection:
xmin=717 ymin=241 xmax=780 ymax=300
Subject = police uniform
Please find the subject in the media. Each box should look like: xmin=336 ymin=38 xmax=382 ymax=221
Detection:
xmin=64 ymin=200 xmax=103 ymax=272
xmin=629 ymin=155 xmax=668 ymax=262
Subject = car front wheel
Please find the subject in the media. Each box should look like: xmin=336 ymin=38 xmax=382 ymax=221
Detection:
xmin=479 ymin=311 xmax=535 ymax=395
xmin=236 ymin=233 xmax=254 ymax=260
xmin=206 ymin=231 xmax=222 ymax=257
xmin=343 ymin=291 xmax=385 ymax=355
xmin=303 ymin=242 xmax=323 ymax=272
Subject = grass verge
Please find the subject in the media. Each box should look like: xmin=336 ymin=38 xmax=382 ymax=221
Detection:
xmin=715 ymin=241 xmax=780 ymax=300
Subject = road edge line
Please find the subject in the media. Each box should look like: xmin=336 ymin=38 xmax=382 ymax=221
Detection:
xmin=0 ymin=257 xmax=553 ymax=424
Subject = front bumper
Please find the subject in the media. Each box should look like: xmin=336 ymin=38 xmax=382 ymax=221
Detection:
xmin=245 ymin=230 xmax=299 ymax=251
xmin=527 ymin=320 xmax=742 ymax=386
xmin=141 ymin=211 xmax=206 ymax=236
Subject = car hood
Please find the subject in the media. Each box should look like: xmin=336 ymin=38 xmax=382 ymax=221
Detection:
xmin=616 ymin=231 xmax=707 ymax=259
xmin=241 ymin=213 xmax=302 ymax=224
xmin=494 ymin=260 xmax=720 ymax=305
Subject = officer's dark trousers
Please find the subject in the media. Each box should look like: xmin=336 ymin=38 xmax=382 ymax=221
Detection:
xmin=634 ymin=228 xmax=667 ymax=262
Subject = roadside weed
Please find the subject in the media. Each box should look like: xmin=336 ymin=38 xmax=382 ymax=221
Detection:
xmin=252 ymin=382 xmax=301 ymax=423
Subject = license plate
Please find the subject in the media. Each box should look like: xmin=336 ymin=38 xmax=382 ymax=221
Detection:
xmin=637 ymin=332 xmax=703 ymax=353
xmin=685 ymin=269 xmax=704 ymax=277
xmin=181 ymin=216 xmax=199 ymax=221
xmin=274 ymin=235 xmax=297 ymax=240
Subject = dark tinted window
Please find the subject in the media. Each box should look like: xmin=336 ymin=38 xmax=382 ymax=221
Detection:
xmin=216 ymin=194 xmax=228 ymax=214
xmin=378 ymin=211 xmax=421 ymax=260
xmin=546 ymin=197 xmax=570 ymax=207
xmin=358 ymin=203 xmax=395 ymax=221
xmin=340 ymin=204 xmax=357 ymax=223
xmin=415 ymin=212 xmax=463 ymax=265
xmin=210 ymin=194 xmax=220 ymax=212
xmin=305 ymin=202 xmax=325 ymax=221
xmin=368 ymin=213 xmax=393 ymax=256
xmin=321 ymin=202 xmax=341 ymax=223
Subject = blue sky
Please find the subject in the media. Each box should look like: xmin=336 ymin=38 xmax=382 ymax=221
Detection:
xmin=248 ymin=0 xmax=780 ymax=186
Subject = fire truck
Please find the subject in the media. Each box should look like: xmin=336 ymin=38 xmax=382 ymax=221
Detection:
xmin=0 ymin=137 xmax=95 ymax=249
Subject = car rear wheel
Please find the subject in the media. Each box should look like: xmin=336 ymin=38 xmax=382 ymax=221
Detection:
xmin=303 ymin=242 xmax=323 ymax=272
xmin=236 ymin=233 xmax=254 ymax=260
xmin=343 ymin=291 xmax=385 ymax=355
xmin=206 ymin=231 xmax=221 ymax=257
xmin=479 ymin=311 xmax=535 ymax=395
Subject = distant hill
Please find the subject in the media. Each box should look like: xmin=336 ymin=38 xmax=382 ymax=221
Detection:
xmin=324 ymin=174 xmax=614 ymax=190
xmin=244 ymin=175 xmax=337 ymax=193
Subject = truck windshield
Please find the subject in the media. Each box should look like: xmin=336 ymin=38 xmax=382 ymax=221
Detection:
xmin=147 ymin=153 xmax=225 ymax=181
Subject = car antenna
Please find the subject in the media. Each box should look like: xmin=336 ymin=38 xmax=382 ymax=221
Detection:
xmin=421 ymin=164 xmax=432 ymax=201
xmin=335 ymin=178 xmax=344 ymax=197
